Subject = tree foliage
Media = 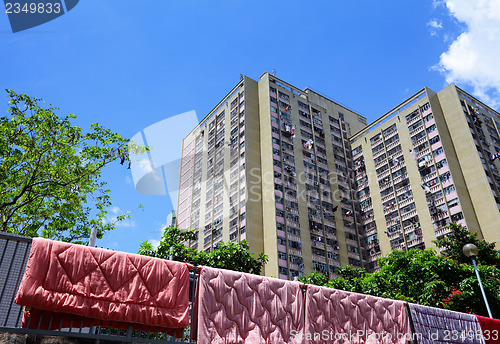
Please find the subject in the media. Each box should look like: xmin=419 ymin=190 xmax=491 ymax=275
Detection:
xmin=0 ymin=90 xmax=141 ymax=243
xmin=139 ymin=226 xmax=269 ymax=275
xmin=433 ymin=222 xmax=500 ymax=268
xmin=299 ymin=223 xmax=500 ymax=317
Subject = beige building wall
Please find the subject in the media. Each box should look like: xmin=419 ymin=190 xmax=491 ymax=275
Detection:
xmin=178 ymin=75 xmax=498 ymax=278
xmin=242 ymin=77 xmax=265 ymax=260
xmin=437 ymin=85 xmax=500 ymax=244
xmin=351 ymin=84 xmax=500 ymax=270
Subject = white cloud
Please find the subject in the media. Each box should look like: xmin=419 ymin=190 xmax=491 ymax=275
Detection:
xmin=427 ymin=19 xmax=443 ymax=36
xmin=104 ymin=206 xmax=136 ymax=228
xmin=434 ymin=0 xmax=500 ymax=108
xmin=149 ymin=239 xmax=161 ymax=250
xmin=427 ymin=19 xmax=443 ymax=29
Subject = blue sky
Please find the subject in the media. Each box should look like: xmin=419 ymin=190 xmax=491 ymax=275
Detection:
xmin=2 ymin=0 xmax=500 ymax=253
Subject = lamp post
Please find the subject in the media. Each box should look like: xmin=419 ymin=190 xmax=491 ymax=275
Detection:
xmin=463 ymin=243 xmax=493 ymax=318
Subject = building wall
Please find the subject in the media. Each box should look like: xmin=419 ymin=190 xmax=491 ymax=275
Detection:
xmin=437 ymin=85 xmax=500 ymax=244
xmin=351 ymin=84 xmax=500 ymax=271
xmin=178 ymin=75 xmax=499 ymax=278
xmin=255 ymin=73 xmax=367 ymax=279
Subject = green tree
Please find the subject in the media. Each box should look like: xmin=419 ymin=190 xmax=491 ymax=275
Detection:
xmin=434 ymin=222 xmax=499 ymax=267
xmin=299 ymin=249 xmax=500 ymax=317
xmin=139 ymin=226 xmax=268 ymax=275
xmin=0 ymin=90 xmax=141 ymax=243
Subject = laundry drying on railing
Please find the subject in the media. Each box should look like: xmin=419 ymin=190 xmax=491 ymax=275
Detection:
xmin=193 ymin=266 xmax=304 ymax=344
xmin=305 ymin=284 xmax=410 ymax=344
xmin=13 ymin=237 xmax=498 ymax=344
xmin=15 ymin=238 xmax=191 ymax=336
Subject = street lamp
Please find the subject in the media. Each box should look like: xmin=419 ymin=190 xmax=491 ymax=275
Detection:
xmin=463 ymin=243 xmax=493 ymax=318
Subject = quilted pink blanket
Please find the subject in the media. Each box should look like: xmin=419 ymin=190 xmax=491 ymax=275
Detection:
xmin=305 ymin=284 xmax=410 ymax=344
xmin=194 ymin=266 xmax=304 ymax=344
xmin=15 ymin=238 xmax=191 ymax=330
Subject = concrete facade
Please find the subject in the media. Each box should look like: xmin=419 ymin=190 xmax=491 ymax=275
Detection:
xmin=177 ymin=73 xmax=367 ymax=278
xmin=178 ymin=76 xmax=500 ymax=277
xmin=351 ymin=84 xmax=500 ymax=270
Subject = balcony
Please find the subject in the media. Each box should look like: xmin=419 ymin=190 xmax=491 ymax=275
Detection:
xmin=401 ymin=209 xmax=418 ymax=221
xmin=370 ymin=137 xmax=383 ymax=148
xmin=412 ymin=136 xmax=427 ymax=147
xmin=421 ymin=171 xmax=438 ymax=183
xmin=398 ymin=196 xmax=414 ymax=208
xmin=407 ymin=114 xmax=422 ymax=126
xmin=381 ymin=193 xmax=396 ymax=203
xmin=383 ymin=128 xmax=398 ymax=141
xmin=375 ymin=159 xmax=387 ymax=169
xmin=385 ymin=139 xmax=400 ymax=151
xmin=377 ymin=169 xmax=390 ymax=180
xmin=373 ymin=148 xmax=386 ymax=160
xmin=409 ymin=126 xmax=424 ymax=138
xmin=352 ymin=150 xmax=363 ymax=160
xmin=396 ymin=185 xmax=411 ymax=196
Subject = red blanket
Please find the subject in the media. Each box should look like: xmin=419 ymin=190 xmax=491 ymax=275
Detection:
xmin=15 ymin=238 xmax=191 ymax=330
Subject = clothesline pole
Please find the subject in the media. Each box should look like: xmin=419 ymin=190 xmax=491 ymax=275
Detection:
xmin=464 ymin=243 xmax=493 ymax=318
xmin=472 ymin=257 xmax=493 ymax=318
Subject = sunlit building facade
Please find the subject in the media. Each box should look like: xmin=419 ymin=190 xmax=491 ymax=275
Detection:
xmin=178 ymin=75 xmax=500 ymax=278
xmin=177 ymin=73 xmax=367 ymax=278
xmin=351 ymin=84 xmax=500 ymax=270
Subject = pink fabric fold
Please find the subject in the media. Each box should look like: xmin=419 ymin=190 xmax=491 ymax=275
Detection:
xmin=305 ymin=284 xmax=411 ymax=344
xmin=15 ymin=237 xmax=191 ymax=330
xmin=195 ymin=266 xmax=304 ymax=344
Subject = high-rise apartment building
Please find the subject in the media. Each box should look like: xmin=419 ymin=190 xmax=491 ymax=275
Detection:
xmin=177 ymin=74 xmax=499 ymax=278
xmin=351 ymin=84 xmax=500 ymax=270
xmin=177 ymin=73 xmax=367 ymax=278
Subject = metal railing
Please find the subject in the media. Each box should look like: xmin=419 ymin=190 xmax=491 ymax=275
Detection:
xmin=0 ymin=232 xmax=198 ymax=343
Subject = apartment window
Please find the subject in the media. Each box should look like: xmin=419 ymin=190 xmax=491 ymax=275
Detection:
xmin=440 ymin=171 xmax=452 ymax=182
xmin=348 ymin=258 xmax=361 ymax=267
xmin=443 ymin=185 xmax=455 ymax=195
xmin=347 ymin=245 xmax=359 ymax=254
xmin=451 ymin=212 xmax=464 ymax=221
xmin=423 ymin=113 xmax=434 ymax=122
xmin=278 ymin=251 xmax=287 ymax=260
xmin=429 ymin=135 xmax=440 ymax=145
xmin=409 ymin=120 xmax=423 ymax=132
xmin=277 ymin=236 xmax=286 ymax=245
xmin=405 ymin=109 xmax=419 ymax=122
xmin=298 ymin=101 xmax=308 ymax=110
xmin=433 ymin=147 xmax=444 ymax=156
xmin=279 ymin=91 xmax=290 ymax=100
xmin=374 ymin=153 xmax=387 ymax=164
xmin=329 ymin=116 xmax=340 ymax=125
xmin=434 ymin=159 xmax=447 ymax=169
xmin=447 ymin=198 xmax=459 ymax=208
xmin=426 ymin=124 xmax=437 ymax=133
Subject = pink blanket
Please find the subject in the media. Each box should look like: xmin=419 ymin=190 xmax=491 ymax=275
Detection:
xmin=15 ymin=238 xmax=191 ymax=330
xmin=194 ymin=266 xmax=304 ymax=344
xmin=305 ymin=284 xmax=410 ymax=343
